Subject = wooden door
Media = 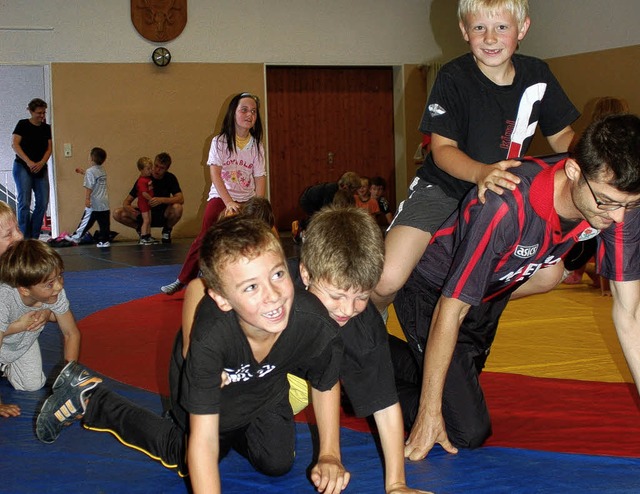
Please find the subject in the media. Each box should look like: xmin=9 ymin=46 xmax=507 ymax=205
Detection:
xmin=266 ymin=66 xmax=395 ymax=231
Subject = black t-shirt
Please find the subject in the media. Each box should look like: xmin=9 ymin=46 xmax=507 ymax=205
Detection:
xmin=288 ymin=258 xmax=398 ymax=417
xmin=12 ymin=119 xmax=52 ymax=178
xmin=128 ymin=171 xmax=181 ymax=200
xmin=417 ymin=53 xmax=580 ymax=201
xmin=181 ymin=288 xmax=343 ymax=432
xmin=299 ymin=182 xmax=339 ymax=215
xmin=340 ymin=302 xmax=398 ymax=417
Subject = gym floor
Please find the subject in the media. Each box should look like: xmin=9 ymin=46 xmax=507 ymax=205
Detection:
xmin=1 ymin=236 xmax=639 ymax=493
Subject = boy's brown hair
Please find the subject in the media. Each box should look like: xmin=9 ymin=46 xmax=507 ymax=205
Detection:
xmin=301 ymin=206 xmax=384 ymax=292
xmin=0 ymin=239 xmax=64 ymax=288
xmin=458 ymin=0 xmax=529 ymax=28
xmin=240 ymin=197 xmax=275 ymax=228
xmin=592 ymin=97 xmax=629 ymax=122
xmin=332 ymin=189 xmax=356 ymax=208
xmin=199 ymin=216 xmax=285 ymax=295
xmin=90 ymin=147 xmax=107 ymax=165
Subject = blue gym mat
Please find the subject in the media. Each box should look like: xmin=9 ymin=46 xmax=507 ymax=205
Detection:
xmin=1 ymin=265 xmax=639 ymax=493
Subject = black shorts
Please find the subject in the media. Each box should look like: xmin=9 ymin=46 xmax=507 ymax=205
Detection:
xmin=392 ymin=272 xmax=510 ymax=448
xmin=135 ymin=205 xmax=168 ymax=229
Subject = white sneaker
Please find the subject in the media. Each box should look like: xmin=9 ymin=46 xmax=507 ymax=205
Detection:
xmin=161 ymin=280 xmax=184 ymax=295
xmin=96 ymin=241 xmax=110 ymax=248
xmin=139 ymin=236 xmax=160 ymax=245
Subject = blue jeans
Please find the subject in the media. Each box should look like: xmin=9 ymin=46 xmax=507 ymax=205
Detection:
xmin=13 ymin=160 xmax=50 ymax=239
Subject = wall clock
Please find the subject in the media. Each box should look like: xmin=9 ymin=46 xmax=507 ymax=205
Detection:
xmin=152 ymin=47 xmax=171 ymax=67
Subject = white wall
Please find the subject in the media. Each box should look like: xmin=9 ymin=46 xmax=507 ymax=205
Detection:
xmin=3 ymin=1 xmax=639 ymax=65
xmin=525 ymin=0 xmax=640 ymax=59
xmin=0 ymin=0 xmax=437 ymax=65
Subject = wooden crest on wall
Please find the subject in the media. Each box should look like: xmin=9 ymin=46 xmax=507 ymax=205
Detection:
xmin=131 ymin=0 xmax=187 ymax=42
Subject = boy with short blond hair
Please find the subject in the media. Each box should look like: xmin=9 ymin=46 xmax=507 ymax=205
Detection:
xmin=373 ymin=0 xmax=580 ymax=313
xmin=36 ymin=217 xmax=349 ymax=494
xmin=135 ymin=156 xmax=155 ymax=244
xmin=290 ymin=206 xmax=430 ymax=494
xmin=0 ymin=201 xmax=23 ymax=258
xmin=0 ymin=240 xmax=80 ymax=396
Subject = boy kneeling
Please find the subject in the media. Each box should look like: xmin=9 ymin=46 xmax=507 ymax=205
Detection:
xmin=0 ymin=240 xmax=81 ymax=395
xmin=36 ymin=217 xmax=349 ymax=494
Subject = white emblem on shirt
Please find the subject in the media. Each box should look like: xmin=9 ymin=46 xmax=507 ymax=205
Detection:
xmin=514 ymin=244 xmax=539 ymax=259
xmin=499 ymin=255 xmax=563 ymax=283
xmin=577 ymin=227 xmax=600 ymax=241
xmin=428 ymin=103 xmax=446 ymax=117
xmin=224 ymin=363 xmax=276 ymax=383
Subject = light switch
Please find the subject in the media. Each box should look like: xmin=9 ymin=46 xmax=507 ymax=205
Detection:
xmin=64 ymin=143 xmax=72 ymax=157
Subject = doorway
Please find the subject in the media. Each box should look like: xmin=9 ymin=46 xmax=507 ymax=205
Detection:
xmin=0 ymin=64 xmax=57 ymax=237
xmin=266 ymin=66 xmax=395 ymax=231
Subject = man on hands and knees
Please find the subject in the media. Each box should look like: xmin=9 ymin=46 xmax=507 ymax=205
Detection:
xmin=391 ymin=114 xmax=640 ymax=460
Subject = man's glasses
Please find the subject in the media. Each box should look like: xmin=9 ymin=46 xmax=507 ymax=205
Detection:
xmin=582 ymin=173 xmax=640 ymax=211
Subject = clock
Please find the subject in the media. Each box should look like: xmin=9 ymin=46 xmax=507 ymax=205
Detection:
xmin=152 ymin=47 xmax=171 ymax=67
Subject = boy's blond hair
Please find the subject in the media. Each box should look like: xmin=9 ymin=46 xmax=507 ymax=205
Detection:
xmin=199 ymin=216 xmax=285 ymax=295
xmin=301 ymin=206 xmax=384 ymax=292
xmin=137 ymin=156 xmax=153 ymax=172
xmin=458 ymin=0 xmax=529 ymax=28
xmin=0 ymin=201 xmax=17 ymax=228
xmin=0 ymin=239 xmax=64 ymax=288
xmin=337 ymin=172 xmax=361 ymax=193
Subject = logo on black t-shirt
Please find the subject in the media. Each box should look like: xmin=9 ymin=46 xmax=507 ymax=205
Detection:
xmin=428 ymin=103 xmax=446 ymax=117
xmin=514 ymin=244 xmax=539 ymax=259
xmin=577 ymin=227 xmax=600 ymax=242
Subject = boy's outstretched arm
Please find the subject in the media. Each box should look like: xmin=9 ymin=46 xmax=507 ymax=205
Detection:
xmin=546 ymin=125 xmax=575 ymax=153
xmin=373 ymin=403 xmax=433 ymax=494
xmin=0 ymin=333 xmax=22 ymax=418
xmin=405 ymin=296 xmax=469 ymax=461
xmin=310 ymin=382 xmax=350 ymax=493
xmin=181 ymin=279 xmax=207 ymax=358
xmin=54 ymin=310 xmax=81 ymax=362
xmin=430 ymin=133 xmax=521 ymax=204
xmin=189 ymin=413 xmax=221 ymax=494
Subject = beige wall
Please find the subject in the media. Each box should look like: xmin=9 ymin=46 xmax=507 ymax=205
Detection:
xmin=402 ymin=65 xmax=429 ymax=190
xmin=528 ymin=45 xmax=640 ymax=155
xmin=51 ymin=45 xmax=640 ymax=238
xmin=52 ymin=62 xmax=429 ymax=238
xmin=51 ymin=63 xmax=264 ymax=239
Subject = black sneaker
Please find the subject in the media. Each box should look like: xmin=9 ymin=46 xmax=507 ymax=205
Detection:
xmin=161 ymin=229 xmax=172 ymax=244
xmin=36 ymin=361 xmax=103 ymax=444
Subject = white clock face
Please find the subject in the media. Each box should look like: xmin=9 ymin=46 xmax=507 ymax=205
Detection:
xmin=153 ymin=48 xmax=171 ymax=66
